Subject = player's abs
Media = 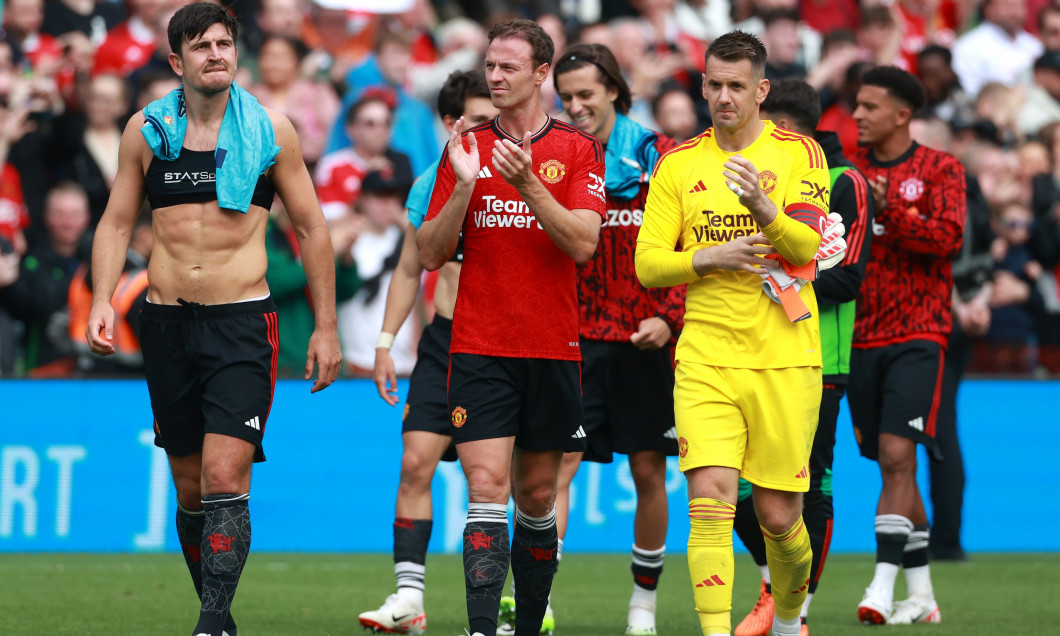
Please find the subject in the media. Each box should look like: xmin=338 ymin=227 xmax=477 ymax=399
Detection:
xmin=433 ymin=261 xmax=460 ymax=321
xmin=147 ymin=200 xmax=270 ymax=305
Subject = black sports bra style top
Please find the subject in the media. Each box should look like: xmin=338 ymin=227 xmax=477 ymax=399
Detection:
xmin=145 ymin=148 xmax=276 ymax=210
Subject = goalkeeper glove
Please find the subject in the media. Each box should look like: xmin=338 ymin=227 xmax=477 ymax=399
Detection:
xmin=816 ymin=212 xmax=847 ymax=271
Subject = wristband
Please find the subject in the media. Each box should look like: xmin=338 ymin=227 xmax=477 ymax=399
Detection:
xmin=376 ymin=331 xmax=396 ymax=350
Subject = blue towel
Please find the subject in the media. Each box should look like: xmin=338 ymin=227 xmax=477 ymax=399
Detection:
xmin=605 ymin=113 xmax=665 ymax=200
xmin=141 ymin=83 xmax=280 ymax=213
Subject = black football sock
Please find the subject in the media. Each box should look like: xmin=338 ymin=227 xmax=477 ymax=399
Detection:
xmin=193 ymin=494 xmax=251 ymax=636
xmin=394 ymin=518 xmax=432 ymax=604
xmin=464 ymin=503 xmax=509 ymax=636
xmin=511 ymin=507 xmax=558 ymax=636
xmin=178 ymin=505 xmax=237 ymax=635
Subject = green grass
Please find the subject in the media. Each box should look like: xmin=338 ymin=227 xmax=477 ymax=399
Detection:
xmin=1 ymin=552 xmax=1057 ymax=634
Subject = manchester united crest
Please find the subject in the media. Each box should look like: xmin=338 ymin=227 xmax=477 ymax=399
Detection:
xmin=451 ymin=406 xmax=468 ymax=428
xmin=899 ymin=178 xmax=924 ymax=202
xmin=538 ymin=159 xmax=566 ymax=184
xmin=758 ymin=170 xmax=778 ymax=195
xmin=678 ymin=437 xmax=689 ymax=458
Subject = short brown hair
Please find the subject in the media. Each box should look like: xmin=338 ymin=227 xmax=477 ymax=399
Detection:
xmin=705 ymin=30 xmax=767 ymax=79
xmin=553 ymin=43 xmax=632 ymax=114
xmin=488 ymin=18 xmax=554 ymax=70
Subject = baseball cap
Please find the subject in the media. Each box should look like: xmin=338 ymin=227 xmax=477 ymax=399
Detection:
xmin=361 ymin=164 xmax=412 ymax=197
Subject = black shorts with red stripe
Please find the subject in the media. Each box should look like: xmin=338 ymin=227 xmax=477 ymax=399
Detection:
xmin=142 ymin=296 xmax=278 ymax=463
xmin=848 ymin=339 xmax=944 ymax=461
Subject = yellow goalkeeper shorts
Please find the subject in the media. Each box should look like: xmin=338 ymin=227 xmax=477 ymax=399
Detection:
xmin=673 ymin=361 xmax=821 ymax=492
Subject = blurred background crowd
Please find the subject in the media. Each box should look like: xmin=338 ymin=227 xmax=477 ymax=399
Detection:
xmin=0 ymin=0 xmax=1057 ymax=379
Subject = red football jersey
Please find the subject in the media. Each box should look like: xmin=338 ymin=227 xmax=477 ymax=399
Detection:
xmin=0 ymin=164 xmax=28 ymax=244
xmin=851 ymin=143 xmax=966 ymax=348
xmin=92 ymin=19 xmax=155 ymax=76
xmin=313 ymin=148 xmax=366 ymax=220
xmin=426 ymin=117 xmax=606 ymax=360
xmin=578 ymin=133 xmax=685 ymax=342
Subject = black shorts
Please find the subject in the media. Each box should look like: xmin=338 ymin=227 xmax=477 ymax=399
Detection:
xmin=142 ymin=297 xmax=278 ymax=462
xmin=848 ymin=340 xmax=945 ymax=461
xmin=810 ymin=383 xmax=844 ymax=489
xmin=447 ymin=353 xmax=586 ymax=452
xmin=580 ymin=340 xmax=678 ymax=463
xmin=403 ymin=314 xmax=457 ymax=462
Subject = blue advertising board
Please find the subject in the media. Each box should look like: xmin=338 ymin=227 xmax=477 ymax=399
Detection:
xmin=0 ymin=379 xmax=1056 ymax=553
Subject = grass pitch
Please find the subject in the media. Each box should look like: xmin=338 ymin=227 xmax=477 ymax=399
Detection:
xmin=1 ymin=552 xmax=1056 ymax=634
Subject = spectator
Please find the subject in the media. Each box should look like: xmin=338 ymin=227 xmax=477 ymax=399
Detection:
xmin=3 ymin=0 xmax=63 ymax=71
xmin=674 ymin=0 xmax=735 ymax=43
xmin=338 ymin=169 xmax=415 ymax=378
xmin=952 ymin=0 xmax=1043 ymax=98
xmin=735 ymin=0 xmax=822 ymax=71
xmin=52 ymin=73 xmax=130 ymax=226
xmin=42 ymin=0 xmax=125 ymax=44
xmin=805 ymin=27 xmax=860 ymax=96
xmin=315 ymin=92 xmax=413 ymax=222
xmin=0 ymin=181 xmax=90 ymax=376
xmin=329 ymin=27 xmax=441 ymax=175
xmin=892 ymin=0 xmax=960 ymax=74
xmin=857 ymin=5 xmax=902 ymax=68
xmin=799 ymin=0 xmax=859 ymax=34
xmin=132 ymin=68 xmax=180 ymax=115
xmin=241 ymin=0 xmax=310 ymax=59
xmin=818 ymin=59 xmax=872 ymax=157
xmin=407 ymin=17 xmax=487 ymax=106
xmin=916 ymin=45 xmax=976 ymax=128
xmin=1039 ymin=1 xmax=1060 ymax=49
xmin=266 ymin=201 xmax=361 ymax=377
xmin=651 ymin=84 xmax=698 ymax=143
xmin=1018 ymin=50 xmax=1060 ymax=137
xmin=761 ymin=8 xmax=806 ymax=80
xmin=67 ymin=209 xmax=152 ymax=375
xmin=971 ymin=201 xmax=1042 ymax=374
xmin=249 ymin=35 xmax=340 ymax=169
xmin=92 ymin=0 xmax=170 ymax=76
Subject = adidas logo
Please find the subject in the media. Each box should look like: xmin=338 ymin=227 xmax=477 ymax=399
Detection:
xmin=571 ymin=426 xmax=586 ymax=439
xmin=663 ymin=426 xmax=678 ymax=440
xmin=477 ymin=166 xmax=493 ymax=179
xmin=696 ymin=575 xmax=726 ymax=587
xmin=244 ymin=416 xmax=261 ymax=431
xmin=688 ymin=179 xmax=707 ymax=193
xmin=907 ymin=416 xmax=924 ymax=432
xmin=795 ymin=466 xmax=808 ymax=479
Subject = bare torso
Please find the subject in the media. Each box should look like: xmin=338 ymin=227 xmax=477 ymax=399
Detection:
xmin=434 ymin=260 xmax=460 ymax=320
xmin=141 ymin=128 xmax=272 ymax=305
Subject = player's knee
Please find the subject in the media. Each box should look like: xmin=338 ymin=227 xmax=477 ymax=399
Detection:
xmin=877 ymin=444 xmax=917 ymax=478
xmin=628 ymin=452 xmax=666 ymax=491
xmin=514 ymin=480 xmax=556 ymax=516
xmin=464 ymin=466 xmax=509 ymax=504
xmin=200 ymin=463 xmax=247 ymax=495
xmin=757 ymin=506 xmax=800 ymax=536
xmin=174 ymin=479 xmax=202 ymax=511
xmin=399 ymin=449 xmax=435 ymax=490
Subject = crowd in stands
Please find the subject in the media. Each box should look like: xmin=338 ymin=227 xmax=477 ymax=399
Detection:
xmin=0 ymin=0 xmax=1058 ymax=378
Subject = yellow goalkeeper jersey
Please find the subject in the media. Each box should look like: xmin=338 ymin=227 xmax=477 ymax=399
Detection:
xmin=635 ymin=121 xmax=830 ymax=369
